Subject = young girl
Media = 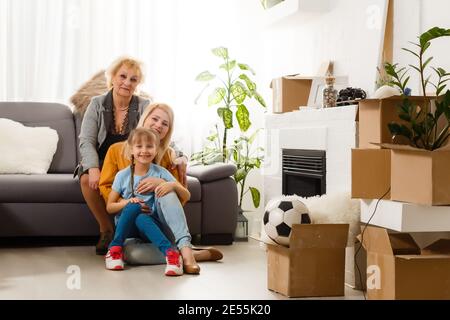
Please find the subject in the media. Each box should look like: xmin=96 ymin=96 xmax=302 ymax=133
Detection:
xmin=106 ymin=128 xmax=190 ymax=276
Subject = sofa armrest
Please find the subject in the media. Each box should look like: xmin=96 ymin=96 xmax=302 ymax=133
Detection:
xmin=187 ymin=163 xmax=236 ymax=183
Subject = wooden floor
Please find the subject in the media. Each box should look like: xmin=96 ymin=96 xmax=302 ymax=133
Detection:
xmin=0 ymin=238 xmax=364 ymax=300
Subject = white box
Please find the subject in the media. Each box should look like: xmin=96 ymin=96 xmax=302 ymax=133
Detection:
xmin=361 ymin=199 xmax=450 ymax=232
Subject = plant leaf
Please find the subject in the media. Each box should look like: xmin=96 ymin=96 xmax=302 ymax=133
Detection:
xmin=422 ymin=56 xmax=433 ymax=70
xmin=401 ymin=47 xmax=419 ymax=58
xmin=217 ymin=107 xmax=233 ymax=129
xmin=220 ymin=60 xmax=236 ymax=71
xmin=238 ymin=63 xmax=255 ymax=75
xmin=195 ymin=71 xmax=216 ymax=82
xmin=409 ymin=64 xmax=421 ymax=73
xmin=234 ymin=168 xmax=246 ymax=183
xmin=420 ymin=27 xmax=450 ymax=47
xmin=253 ymin=91 xmax=267 ymax=108
xmin=248 ymin=128 xmax=261 ymax=144
xmin=212 ymin=47 xmax=229 ymax=59
xmin=208 ymin=88 xmax=226 ymax=106
xmin=249 ymin=187 xmax=261 ymax=208
xmin=231 ymin=82 xmax=247 ymax=104
xmin=236 ymin=104 xmax=251 ymax=132
xmin=239 ymin=74 xmax=257 ymax=93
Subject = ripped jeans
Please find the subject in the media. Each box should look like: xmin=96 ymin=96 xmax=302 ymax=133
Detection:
xmin=123 ymin=191 xmax=192 ymax=265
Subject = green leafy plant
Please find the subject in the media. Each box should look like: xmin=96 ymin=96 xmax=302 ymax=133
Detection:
xmin=386 ymin=27 xmax=450 ymax=150
xmin=190 ymin=128 xmax=264 ymax=209
xmin=230 ymin=131 xmax=264 ymax=209
xmin=194 ymin=47 xmax=266 ymax=162
xmin=192 ymin=47 xmax=266 ymax=209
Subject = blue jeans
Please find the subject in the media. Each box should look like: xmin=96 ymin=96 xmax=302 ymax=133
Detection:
xmin=109 ymin=203 xmax=173 ymax=256
xmin=123 ymin=192 xmax=193 ymax=265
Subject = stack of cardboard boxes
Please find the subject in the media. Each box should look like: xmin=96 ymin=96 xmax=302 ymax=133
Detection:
xmin=352 ymin=97 xmax=450 ymax=299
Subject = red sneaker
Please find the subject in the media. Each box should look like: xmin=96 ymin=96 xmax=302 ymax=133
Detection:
xmin=105 ymin=246 xmax=124 ymax=270
xmin=165 ymin=248 xmax=183 ymax=276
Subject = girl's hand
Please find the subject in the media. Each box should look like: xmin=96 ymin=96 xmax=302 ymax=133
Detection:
xmin=155 ymin=182 xmax=176 ymax=198
xmin=171 ymin=156 xmax=188 ymax=186
xmin=124 ymin=198 xmax=151 ymax=213
xmin=136 ymin=177 xmax=165 ymax=194
xmin=128 ymin=197 xmax=143 ymax=204
xmin=88 ymin=168 xmax=101 ymax=190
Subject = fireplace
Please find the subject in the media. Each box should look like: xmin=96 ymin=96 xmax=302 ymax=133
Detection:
xmin=282 ymin=149 xmax=326 ymax=197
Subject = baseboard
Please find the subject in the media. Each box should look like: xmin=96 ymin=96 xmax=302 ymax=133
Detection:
xmin=200 ymin=233 xmax=234 ymax=245
xmin=0 ymin=236 xmax=98 ymax=248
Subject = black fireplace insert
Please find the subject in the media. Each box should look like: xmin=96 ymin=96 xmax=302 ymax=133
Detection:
xmin=282 ymin=149 xmax=326 ymax=197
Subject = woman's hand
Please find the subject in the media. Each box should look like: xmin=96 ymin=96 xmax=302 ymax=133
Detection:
xmin=155 ymin=182 xmax=176 ymax=198
xmin=88 ymin=168 xmax=101 ymax=190
xmin=171 ymin=156 xmax=188 ymax=186
xmin=136 ymin=177 xmax=165 ymax=194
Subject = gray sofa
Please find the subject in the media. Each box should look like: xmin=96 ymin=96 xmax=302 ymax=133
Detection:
xmin=0 ymin=102 xmax=238 ymax=245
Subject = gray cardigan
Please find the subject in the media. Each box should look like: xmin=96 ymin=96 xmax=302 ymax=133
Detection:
xmin=79 ymin=91 xmax=150 ymax=171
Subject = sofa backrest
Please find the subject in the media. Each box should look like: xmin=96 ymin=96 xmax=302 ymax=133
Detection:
xmin=0 ymin=102 xmax=77 ymax=173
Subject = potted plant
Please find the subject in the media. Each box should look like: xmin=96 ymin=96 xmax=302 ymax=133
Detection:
xmin=192 ymin=47 xmax=266 ymax=237
xmin=381 ymin=26 xmax=450 ymax=205
xmin=385 ymin=26 xmax=450 ymax=150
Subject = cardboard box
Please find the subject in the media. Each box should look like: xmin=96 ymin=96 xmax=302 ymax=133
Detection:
xmin=391 ymin=148 xmax=450 ymax=205
xmin=271 ymin=76 xmax=313 ymax=113
xmin=353 ymin=239 xmax=367 ymax=291
xmin=351 ymin=148 xmax=391 ymax=200
xmin=267 ymin=224 xmax=349 ymax=297
xmin=358 ymin=96 xmax=434 ymax=149
xmin=345 ymin=239 xmax=367 ymax=291
xmin=360 ymin=199 xmax=450 ymax=232
xmin=360 ymin=226 xmax=450 ymax=300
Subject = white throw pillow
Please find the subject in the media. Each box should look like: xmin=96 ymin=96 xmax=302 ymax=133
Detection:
xmin=0 ymin=118 xmax=59 ymax=174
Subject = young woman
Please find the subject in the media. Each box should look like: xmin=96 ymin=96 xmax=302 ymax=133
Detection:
xmin=99 ymin=103 xmax=223 ymax=274
xmin=106 ymin=128 xmax=187 ymax=276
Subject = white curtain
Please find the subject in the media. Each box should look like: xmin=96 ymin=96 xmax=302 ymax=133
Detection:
xmin=0 ymin=0 xmax=263 ymax=156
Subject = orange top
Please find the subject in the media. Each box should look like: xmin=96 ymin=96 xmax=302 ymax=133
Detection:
xmin=99 ymin=141 xmax=188 ymax=205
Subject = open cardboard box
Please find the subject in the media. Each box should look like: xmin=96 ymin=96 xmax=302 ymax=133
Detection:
xmin=267 ymin=223 xmax=349 ymax=298
xmin=351 ymin=148 xmax=391 ymax=200
xmin=270 ymin=76 xmax=314 ymax=113
xmin=385 ymin=144 xmax=450 ymax=205
xmin=358 ymin=96 xmax=435 ymax=149
xmin=352 ymin=142 xmax=450 ymax=205
xmin=359 ymin=226 xmax=450 ymax=300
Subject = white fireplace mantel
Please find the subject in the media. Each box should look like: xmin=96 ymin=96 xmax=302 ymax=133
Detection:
xmin=263 ymin=105 xmax=358 ymax=206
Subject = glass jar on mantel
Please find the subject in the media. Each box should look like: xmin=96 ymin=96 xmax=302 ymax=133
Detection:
xmin=322 ymin=75 xmax=338 ymax=108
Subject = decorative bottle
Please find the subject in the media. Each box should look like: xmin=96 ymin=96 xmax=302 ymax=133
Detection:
xmin=322 ymin=74 xmax=338 ymax=108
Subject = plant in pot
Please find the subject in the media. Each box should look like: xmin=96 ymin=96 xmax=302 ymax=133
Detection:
xmin=385 ymin=27 xmax=450 ymax=150
xmin=379 ymin=27 xmax=450 ymax=205
xmin=192 ymin=47 xmax=266 ymax=239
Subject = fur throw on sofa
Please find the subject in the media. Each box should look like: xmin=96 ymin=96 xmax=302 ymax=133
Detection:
xmin=70 ymin=70 xmax=152 ymax=115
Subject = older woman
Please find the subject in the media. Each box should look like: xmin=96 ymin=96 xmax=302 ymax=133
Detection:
xmin=77 ymin=56 xmax=150 ymax=255
xmin=99 ymin=103 xmax=223 ymax=274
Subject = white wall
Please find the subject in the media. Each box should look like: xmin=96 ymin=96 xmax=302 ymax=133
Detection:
xmin=236 ymin=0 xmax=450 ymax=235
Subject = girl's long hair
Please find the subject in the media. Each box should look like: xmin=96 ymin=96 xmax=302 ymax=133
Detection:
xmin=137 ymin=103 xmax=174 ymax=164
xmin=124 ymin=128 xmax=160 ymax=197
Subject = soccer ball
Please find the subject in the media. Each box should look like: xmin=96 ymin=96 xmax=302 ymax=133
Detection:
xmin=263 ymin=199 xmax=311 ymax=247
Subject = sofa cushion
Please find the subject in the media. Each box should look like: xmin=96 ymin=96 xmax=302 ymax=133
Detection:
xmin=0 ymin=118 xmax=58 ymax=174
xmin=186 ymin=176 xmax=201 ymax=202
xmin=0 ymin=102 xmax=77 ymax=173
xmin=0 ymin=174 xmax=84 ymax=203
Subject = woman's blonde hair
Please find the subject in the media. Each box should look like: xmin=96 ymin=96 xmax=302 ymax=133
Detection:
xmin=124 ymin=128 xmax=160 ymax=197
xmin=105 ymin=56 xmax=145 ymax=89
xmin=137 ymin=103 xmax=174 ymax=164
